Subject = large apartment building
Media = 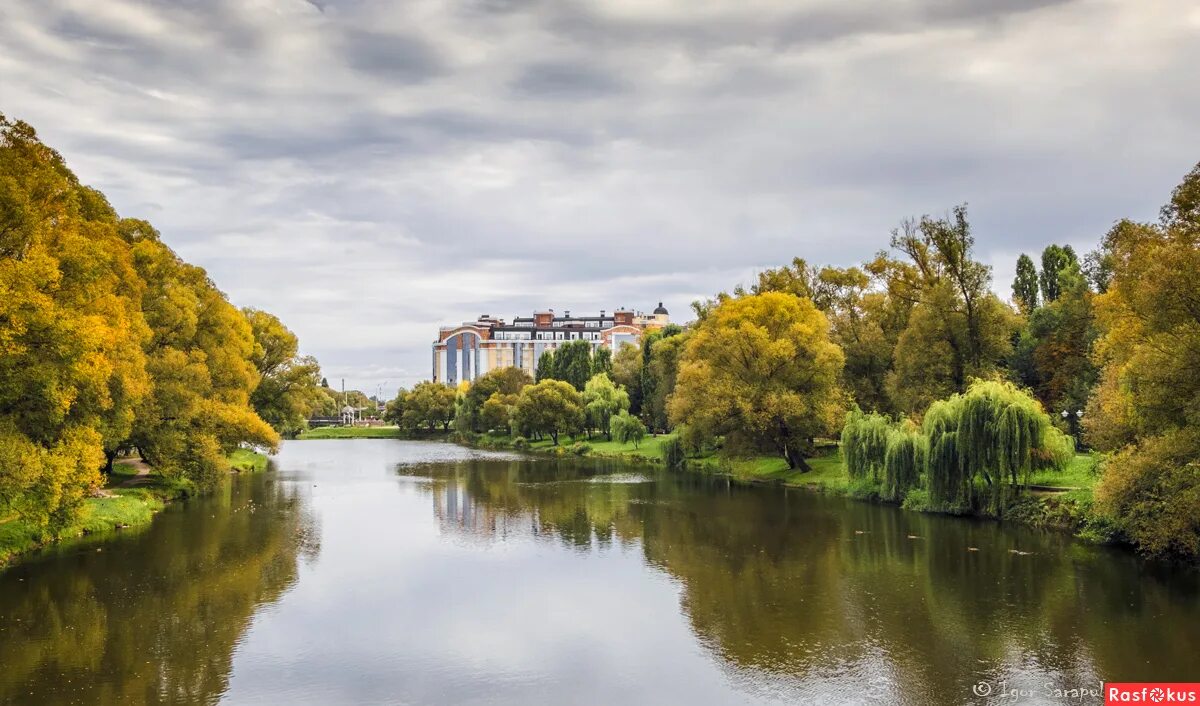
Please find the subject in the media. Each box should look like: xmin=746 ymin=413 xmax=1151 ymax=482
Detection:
xmin=432 ymin=304 xmax=670 ymax=386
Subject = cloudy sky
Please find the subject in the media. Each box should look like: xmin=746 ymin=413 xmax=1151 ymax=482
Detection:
xmin=2 ymin=0 xmax=1197 ymax=396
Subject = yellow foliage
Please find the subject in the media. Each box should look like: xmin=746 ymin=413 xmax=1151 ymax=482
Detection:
xmin=668 ymin=292 xmax=845 ymax=468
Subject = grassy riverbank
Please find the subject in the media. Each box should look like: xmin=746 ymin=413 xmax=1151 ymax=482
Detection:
xmin=296 ymin=426 xmax=407 ymax=439
xmin=455 ymin=430 xmax=1106 ymax=538
xmin=0 ymin=449 xmax=270 ymax=569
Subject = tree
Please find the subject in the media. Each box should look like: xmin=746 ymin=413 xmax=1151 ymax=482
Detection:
xmin=512 ymin=380 xmax=585 ymax=445
xmin=551 ymin=339 xmax=594 ymax=391
xmin=923 ymin=380 xmax=1073 ymax=514
xmin=480 ymin=393 xmax=518 ymax=434
xmin=638 ymin=324 xmax=684 ymax=428
xmin=1012 ymin=254 xmax=1040 ymax=314
xmin=0 ymin=115 xmax=295 ymax=535
xmin=1085 ymin=164 xmax=1200 ymax=559
xmin=1019 ymin=265 xmax=1098 ymax=419
xmin=456 ymin=366 xmax=531 ymax=432
xmin=591 ymin=346 xmax=613 ymax=379
xmin=668 ymin=292 xmax=845 ymax=470
xmin=403 ymin=382 xmax=456 ymax=431
xmin=383 ymin=389 xmax=409 ymax=428
xmin=611 ymin=343 xmax=643 ymax=415
xmin=882 ymin=209 xmax=1016 ymax=414
xmin=1039 ymin=244 xmax=1079 ymax=304
xmin=609 ymin=410 xmax=647 ymax=448
xmin=0 ymin=117 xmax=156 ymax=530
xmin=582 ymin=373 xmax=630 ymax=440
xmin=244 ymin=309 xmax=323 ymax=437
xmin=535 ymin=350 xmax=555 ymax=383
xmin=643 ymin=333 xmax=688 ymax=432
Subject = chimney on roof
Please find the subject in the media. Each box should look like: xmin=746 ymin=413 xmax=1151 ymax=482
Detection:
xmin=564 ymin=310 xmax=570 ymax=317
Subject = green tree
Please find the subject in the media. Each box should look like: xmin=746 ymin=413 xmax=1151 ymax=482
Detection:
xmin=582 ymin=373 xmax=630 ymax=440
xmin=611 ymin=342 xmax=643 ymax=415
xmin=403 ymin=382 xmax=456 ymax=431
xmin=480 ymin=392 xmax=518 ymax=434
xmin=882 ymin=209 xmax=1016 ymax=414
xmin=456 ymin=366 xmax=531 ymax=432
xmin=535 ymin=350 xmax=555 ymax=382
xmin=609 ymin=410 xmax=647 ymax=448
xmin=668 ymin=292 xmax=845 ymax=470
xmin=644 ymin=333 xmax=688 ymax=432
xmin=1039 ymin=244 xmax=1079 ymax=304
xmin=638 ymin=324 xmax=684 ymax=428
xmin=591 ymin=346 xmax=613 ymax=379
xmin=551 ymin=339 xmax=594 ymax=391
xmin=1012 ymin=253 xmax=1040 ymax=314
xmin=924 ymin=380 xmax=1072 ymax=514
xmin=512 ymin=379 xmax=585 ymax=445
xmin=383 ymin=388 xmax=409 ymax=427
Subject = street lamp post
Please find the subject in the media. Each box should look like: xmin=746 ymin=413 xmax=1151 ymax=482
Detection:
xmin=1061 ymin=409 xmax=1084 ymax=448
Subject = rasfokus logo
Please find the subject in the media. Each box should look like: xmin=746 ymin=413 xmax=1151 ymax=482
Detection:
xmin=1106 ymin=684 xmax=1200 ymax=704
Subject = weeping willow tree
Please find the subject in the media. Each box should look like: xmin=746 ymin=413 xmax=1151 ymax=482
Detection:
xmin=841 ymin=411 xmax=891 ymax=482
xmin=882 ymin=425 xmax=927 ymax=502
xmin=922 ymin=380 xmax=1070 ymax=514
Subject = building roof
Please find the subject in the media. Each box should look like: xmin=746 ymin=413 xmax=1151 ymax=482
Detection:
xmin=653 ymin=302 xmax=669 ymax=315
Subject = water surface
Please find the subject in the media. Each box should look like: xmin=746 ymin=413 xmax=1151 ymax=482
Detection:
xmin=1 ymin=440 xmax=1196 ymax=705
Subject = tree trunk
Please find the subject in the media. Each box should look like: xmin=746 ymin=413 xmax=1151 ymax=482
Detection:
xmin=783 ymin=444 xmax=811 ymax=471
xmin=551 ymin=430 xmax=559 ymax=445
xmin=103 ymin=449 xmax=117 ymax=474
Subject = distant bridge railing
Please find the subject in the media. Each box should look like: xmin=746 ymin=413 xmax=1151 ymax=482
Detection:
xmin=307 ymin=417 xmax=344 ymax=428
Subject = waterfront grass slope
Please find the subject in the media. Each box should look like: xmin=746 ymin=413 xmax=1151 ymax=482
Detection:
xmin=456 ymin=430 xmax=1103 ymax=538
xmin=0 ymin=449 xmax=270 ymax=568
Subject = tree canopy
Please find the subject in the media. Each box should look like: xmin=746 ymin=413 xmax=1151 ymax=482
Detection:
xmin=0 ymin=115 xmax=317 ymax=535
xmin=669 ymin=292 xmax=844 ymax=469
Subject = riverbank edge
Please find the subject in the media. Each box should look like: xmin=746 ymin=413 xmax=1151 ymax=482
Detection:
xmin=293 ymin=426 xmax=452 ymax=440
xmin=449 ymin=431 xmax=1124 ymax=549
xmin=0 ymin=449 xmax=271 ymax=570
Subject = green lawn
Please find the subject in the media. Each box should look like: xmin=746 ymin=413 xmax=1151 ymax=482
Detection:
xmin=516 ymin=433 xmax=676 ymax=461
xmin=229 ymin=448 xmax=269 ymax=472
xmin=296 ymin=426 xmax=406 ymax=439
xmin=719 ymin=448 xmax=848 ymax=491
xmin=1 ymin=449 xmax=266 ymax=568
xmin=1028 ymin=453 xmax=1099 ymax=489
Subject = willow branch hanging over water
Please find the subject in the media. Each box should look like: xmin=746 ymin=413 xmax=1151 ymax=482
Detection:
xmin=923 ymin=380 xmax=1073 ymax=514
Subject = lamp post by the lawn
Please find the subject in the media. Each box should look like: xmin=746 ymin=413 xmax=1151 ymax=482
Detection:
xmin=1061 ymin=409 xmax=1083 ymax=446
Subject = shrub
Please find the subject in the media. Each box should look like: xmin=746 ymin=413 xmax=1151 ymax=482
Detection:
xmin=900 ymin=487 xmax=932 ymax=512
xmin=847 ymin=476 xmax=881 ymax=501
xmin=1095 ymin=430 xmax=1200 ymax=561
xmin=571 ymin=442 xmax=592 ymax=456
xmin=512 ymin=436 xmax=530 ymax=451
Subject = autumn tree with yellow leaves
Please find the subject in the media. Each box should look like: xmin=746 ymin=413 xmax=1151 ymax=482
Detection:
xmin=669 ymin=292 xmax=845 ymax=470
xmin=0 ymin=115 xmax=317 ymax=536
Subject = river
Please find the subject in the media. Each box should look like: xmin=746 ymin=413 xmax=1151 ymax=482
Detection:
xmin=0 ymin=440 xmax=1195 ymax=705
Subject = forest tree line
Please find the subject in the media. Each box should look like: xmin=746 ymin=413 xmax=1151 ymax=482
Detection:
xmin=0 ymin=117 xmax=328 ymax=538
xmin=400 ymin=162 xmax=1200 ymax=561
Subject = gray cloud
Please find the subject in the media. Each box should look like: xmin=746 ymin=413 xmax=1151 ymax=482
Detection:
xmin=1 ymin=0 xmax=1197 ymax=396
xmin=510 ymin=61 xmax=627 ymax=99
xmin=341 ymin=29 xmax=445 ymax=81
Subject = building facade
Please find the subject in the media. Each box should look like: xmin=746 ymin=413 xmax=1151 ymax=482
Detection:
xmin=432 ymin=304 xmax=670 ymax=386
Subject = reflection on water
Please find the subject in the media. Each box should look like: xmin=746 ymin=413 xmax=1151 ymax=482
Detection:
xmin=413 ymin=455 xmax=1199 ymax=705
xmin=1 ymin=440 xmax=1195 ymax=705
xmin=0 ymin=466 xmax=318 ymax=704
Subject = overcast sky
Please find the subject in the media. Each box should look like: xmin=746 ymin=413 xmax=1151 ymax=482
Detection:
xmin=2 ymin=0 xmax=1197 ymax=396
